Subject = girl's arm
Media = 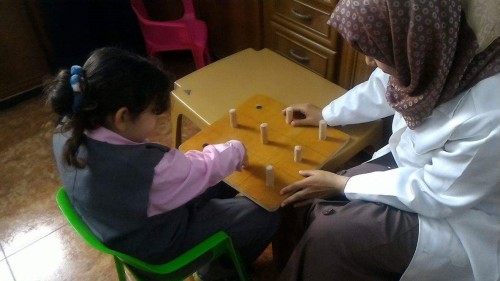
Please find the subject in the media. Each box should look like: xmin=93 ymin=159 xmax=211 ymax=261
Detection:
xmin=147 ymin=140 xmax=246 ymax=216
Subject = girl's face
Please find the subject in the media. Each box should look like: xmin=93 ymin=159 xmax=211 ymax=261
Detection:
xmin=120 ymin=105 xmax=158 ymax=143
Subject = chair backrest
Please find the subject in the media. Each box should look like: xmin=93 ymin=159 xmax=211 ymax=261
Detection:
xmin=130 ymin=0 xmax=195 ymax=50
xmin=181 ymin=0 xmax=196 ymax=19
xmin=130 ymin=0 xmax=196 ymax=21
xmin=129 ymin=0 xmax=210 ymax=69
xmin=55 ymin=188 xmax=248 ymax=281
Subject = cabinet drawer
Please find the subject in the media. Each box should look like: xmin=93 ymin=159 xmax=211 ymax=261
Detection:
xmin=273 ymin=0 xmax=337 ymax=48
xmin=271 ymin=23 xmax=336 ymax=80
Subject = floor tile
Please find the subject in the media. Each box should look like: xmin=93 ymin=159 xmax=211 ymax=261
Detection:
xmin=0 ymin=98 xmax=65 ymax=257
xmin=0 ymin=96 xmax=53 ymax=150
xmin=0 ymin=140 xmax=63 ymax=257
xmin=0 ymin=179 xmax=64 ymax=257
xmin=8 ymin=224 xmax=116 ymax=281
xmin=0 ymin=258 xmax=15 ymax=281
xmin=0 ymin=244 xmax=5 ymax=260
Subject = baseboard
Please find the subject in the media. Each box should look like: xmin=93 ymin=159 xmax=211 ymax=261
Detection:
xmin=0 ymin=86 xmax=43 ymax=111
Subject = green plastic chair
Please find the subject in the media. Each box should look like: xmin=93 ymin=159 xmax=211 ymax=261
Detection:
xmin=56 ymin=188 xmax=249 ymax=281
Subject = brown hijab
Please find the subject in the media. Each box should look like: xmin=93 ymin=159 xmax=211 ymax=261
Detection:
xmin=328 ymin=0 xmax=500 ymax=129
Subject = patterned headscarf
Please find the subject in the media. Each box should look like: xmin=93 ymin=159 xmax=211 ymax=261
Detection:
xmin=328 ymin=0 xmax=500 ymax=129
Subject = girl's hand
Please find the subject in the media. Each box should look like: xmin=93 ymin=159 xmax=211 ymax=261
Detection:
xmin=240 ymin=143 xmax=249 ymax=169
xmin=280 ymin=170 xmax=349 ymax=207
xmin=281 ymin=103 xmax=323 ymax=127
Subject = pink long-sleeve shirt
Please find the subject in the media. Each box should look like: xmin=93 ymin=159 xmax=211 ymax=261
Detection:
xmin=85 ymin=127 xmax=246 ymax=217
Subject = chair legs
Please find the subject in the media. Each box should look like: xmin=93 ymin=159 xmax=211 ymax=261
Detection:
xmin=111 ymin=235 xmax=249 ymax=281
xmin=224 ymin=240 xmax=250 ymax=281
xmin=146 ymin=46 xmax=210 ymax=69
xmin=203 ymin=47 xmax=211 ymax=65
xmin=192 ymin=47 xmax=210 ymax=69
xmin=114 ymin=257 xmax=128 ymax=281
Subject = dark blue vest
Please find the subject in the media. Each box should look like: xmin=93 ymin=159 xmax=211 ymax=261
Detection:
xmin=53 ymin=134 xmax=191 ymax=263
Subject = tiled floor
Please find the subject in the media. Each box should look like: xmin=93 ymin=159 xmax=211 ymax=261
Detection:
xmin=0 ymin=53 xmax=278 ymax=280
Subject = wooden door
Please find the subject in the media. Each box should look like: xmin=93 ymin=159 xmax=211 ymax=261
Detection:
xmin=0 ymin=0 xmax=51 ymax=102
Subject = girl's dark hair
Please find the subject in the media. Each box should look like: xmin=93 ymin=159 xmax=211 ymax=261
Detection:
xmin=45 ymin=47 xmax=171 ymax=168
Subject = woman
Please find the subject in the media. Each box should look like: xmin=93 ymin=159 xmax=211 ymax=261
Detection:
xmin=279 ymin=0 xmax=500 ymax=280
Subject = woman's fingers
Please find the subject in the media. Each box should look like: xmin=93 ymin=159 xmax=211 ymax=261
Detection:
xmin=280 ymin=170 xmax=315 ymax=195
xmin=280 ymin=170 xmax=320 ymax=207
xmin=282 ymin=104 xmax=323 ymax=127
xmin=280 ymin=187 xmax=307 ymax=207
xmin=280 ymin=170 xmax=346 ymax=208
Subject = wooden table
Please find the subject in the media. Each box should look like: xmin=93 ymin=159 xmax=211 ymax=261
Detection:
xmin=179 ymin=95 xmax=351 ymax=211
xmin=170 ymin=48 xmax=382 ymax=171
xmin=170 ymin=48 xmax=382 ymax=269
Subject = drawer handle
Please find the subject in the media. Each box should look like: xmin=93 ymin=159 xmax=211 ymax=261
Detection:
xmin=289 ymin=49 xmax=310 ymax=63
xmin=290 ymin=8 xmax=312 ymax=21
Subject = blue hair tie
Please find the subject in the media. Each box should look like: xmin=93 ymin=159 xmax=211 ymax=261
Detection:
xmin=70 ymin=75 xmax=81 ymax=92
xmin=70 ymin=65 xmax=82 ymax=75
xmin=70 ymin=65 xmax=84 ymax=114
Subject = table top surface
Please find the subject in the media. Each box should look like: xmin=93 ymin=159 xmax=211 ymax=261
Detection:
xmin=171 ymin=48 xmax=347 ymax=126
xmin=179 ymin=95 xmax=350 ymax=211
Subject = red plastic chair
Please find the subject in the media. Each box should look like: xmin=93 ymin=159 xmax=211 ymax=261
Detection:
xmin=130 ymin=0 xmax=210 ymax=69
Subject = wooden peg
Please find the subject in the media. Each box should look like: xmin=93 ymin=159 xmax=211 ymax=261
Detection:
xmin=294 ymin=145 xmax=302 ymax=162
xmin=266 ymin=165 xmax=274 ymax=187
xmin=260 ymin=123 xmax=269 ymax=144
xmin=229 ymin=108 xmax=237 ymax=128
xmin=285 ymin=107 xmax=293 ymax=124
xmin=319 ymin=120 xmax=327 ymax=140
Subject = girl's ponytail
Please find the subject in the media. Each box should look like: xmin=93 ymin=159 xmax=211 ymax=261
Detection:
xmin=45 ymin=69 xmax=73 ymax=117
xmin=45 ymin=67 xmax=87 ymax=168
xmin=63 ymin=118 xmax=86 ymax=168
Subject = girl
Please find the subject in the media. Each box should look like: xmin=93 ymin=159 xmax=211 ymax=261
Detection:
xmin=280 ymin=0 xmax=499 ymax=280
xmin=46 ymin=47 xmax=279 ymax=280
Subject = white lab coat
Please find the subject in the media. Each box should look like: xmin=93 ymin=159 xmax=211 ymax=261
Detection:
xmin=322 ymin=68 xmax=500 ymax=281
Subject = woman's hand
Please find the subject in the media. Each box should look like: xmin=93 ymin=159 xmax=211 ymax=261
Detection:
xmin=282 ymin=103 xmax=323 ymax=127
xmin=280 ymin=170 xmax=349 ymax=207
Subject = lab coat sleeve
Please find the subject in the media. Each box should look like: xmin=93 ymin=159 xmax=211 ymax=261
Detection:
xmin=322 ymin=68 xmax=395 ymax=126
xmin=345 ymin=101 xmax=500 ymax=218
